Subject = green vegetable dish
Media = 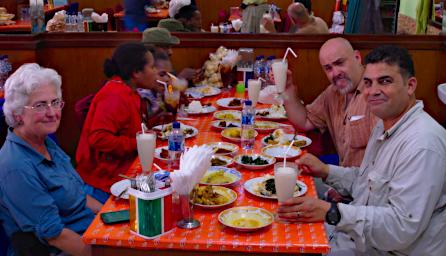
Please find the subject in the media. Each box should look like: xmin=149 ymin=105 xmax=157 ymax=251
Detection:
xmin=241 ymin=156 xmax=269 ymax=165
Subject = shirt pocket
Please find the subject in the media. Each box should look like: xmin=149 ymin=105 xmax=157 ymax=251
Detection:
xmin=366 ymin=172 xmax=391 ymax=206
xmin=348 ymin=117 xmax=370 ymax=149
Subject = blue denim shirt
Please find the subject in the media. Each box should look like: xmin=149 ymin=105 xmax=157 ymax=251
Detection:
xmin=0 ymin=129 xmax=95 ymax=243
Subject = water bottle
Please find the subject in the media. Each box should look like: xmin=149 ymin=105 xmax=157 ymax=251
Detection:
xmin=168 ymin=121 xmax=184 ymax=169
xmin=241 ymin=100 xmax=255 ymax=151
xmin=265 ymin=55 xmax=275 ymax=87
xmin=77 ymin=12 xmax=85 ymax=32
xmin=253 ymin=55 xmax=265 ymax=80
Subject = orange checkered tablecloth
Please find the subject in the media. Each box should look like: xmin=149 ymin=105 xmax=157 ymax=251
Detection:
xmin=82 ymin=89 xmax=330 ymax=254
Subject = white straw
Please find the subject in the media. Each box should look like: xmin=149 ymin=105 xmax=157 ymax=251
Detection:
xmin=167 ymin=72 xmax=177 ymax=80
xmin=258 ymin=77 xmax=266 ymax=82
xmin=282 ymin=47 xmax=298 ymax=62
xmin=141 ymin=123 xmax=146 ymax=134
xmin=156 ymin=80 xmax=168 ymax=91
xmin=283 ymin=140 xmax=295 ymax=167
xmin=153 ymin=162 xmax=163 ymax=172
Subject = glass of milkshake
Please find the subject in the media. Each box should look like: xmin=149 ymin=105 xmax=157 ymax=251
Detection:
xmin=274 ymin=162 xmax=300 ymax=223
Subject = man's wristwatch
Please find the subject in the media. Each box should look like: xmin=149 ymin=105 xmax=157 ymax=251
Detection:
xmin=325 ymin=202 xmax=341 ymax=226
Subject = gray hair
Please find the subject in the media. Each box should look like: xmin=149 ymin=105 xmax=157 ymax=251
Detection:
xmin=3 ymin=63 xmax=62 ymax=127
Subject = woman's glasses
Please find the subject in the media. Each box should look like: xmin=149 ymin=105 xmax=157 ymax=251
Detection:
xmin=24 ymin=99 xmax=65 ymax=113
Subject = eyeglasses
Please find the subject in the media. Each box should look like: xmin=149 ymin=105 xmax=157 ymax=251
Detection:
xmin=24 ymin=99 xmax=65 ymax=113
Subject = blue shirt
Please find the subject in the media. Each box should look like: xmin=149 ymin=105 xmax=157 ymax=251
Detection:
xmin=0 ymin=129 xmax=95 ymax=243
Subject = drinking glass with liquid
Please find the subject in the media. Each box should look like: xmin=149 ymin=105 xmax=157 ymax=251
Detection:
xmin=136 ymin=130 xmax=157 ymax=174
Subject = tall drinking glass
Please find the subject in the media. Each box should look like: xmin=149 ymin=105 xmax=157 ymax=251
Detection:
xmin=248 ymin=79 xmax=261 ymax=106
xmin=271 ymin=59 xmax=288 ymax=96
xmin=136 ymin=130 xmax=156 ymax=174
xmin=274 ymin=162 xmax=300 ymax=223
xmin=164 ymin=90 xmax=180 ymax=110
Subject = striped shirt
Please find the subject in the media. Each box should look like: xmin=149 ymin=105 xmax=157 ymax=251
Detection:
xmin=306 ymin=83 xmax=378 ymax=167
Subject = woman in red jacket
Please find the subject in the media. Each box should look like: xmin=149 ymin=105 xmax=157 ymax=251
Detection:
xmin=76 ymin=42 xmax=173 ymax=196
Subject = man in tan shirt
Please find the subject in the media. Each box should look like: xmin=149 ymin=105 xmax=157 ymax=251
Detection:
xmin=283 ymin=37 xmax=377 ymax=167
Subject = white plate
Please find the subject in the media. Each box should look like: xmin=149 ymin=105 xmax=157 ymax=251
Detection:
xmin=254 ymin=121 xmax=280 ymax=133
xmin=211 ymin=120 xmax=241 ymax=130
xmin=154 ymin=146 xmax=191 ymax=161
xmin=199 ymin=166 xmax=242 ymax=186
xmin=219 ymin=206 xmax=274 ymax=232
xmin=211 ymin=155 xmax=234 ymax=167
xmin=261 ymin=145 xmax=302 ymax=160
xmin=234 ymin=154 xmax=276 ymax=170
xmin=186 ymin=86 xmax=221 ymax=98
xmin=184 ymin=105 xmax=216 ymax=115
xmin=191 ymin=186 xmax=237 ymax=209
xmin=256 ymin=107 xmax=287 ymax=121
xmin=205 ymin=142 xmax=239 ymax=156
xmin=213 ymin=110 xmax=241 ymax=120
xmin=216 ymin=97 xmax=244 ymax=109
xmin=243 ymin=177 xmax=307 ymax=200
xmin=153 ymin=122 xmax=198 ymax=140
xmin=221 ymin=127 xmax=258 ymax=142
xmin=262 ymin=133 xmax=312 ymax=148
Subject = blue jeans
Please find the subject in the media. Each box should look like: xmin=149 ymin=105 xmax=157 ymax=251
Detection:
xmin=83 ymin=184 xmax=110 ymax=204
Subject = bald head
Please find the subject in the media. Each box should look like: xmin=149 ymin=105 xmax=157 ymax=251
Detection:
xmin=318 ymin=37 xmax=364 ymax=94
xmin=287 ymin=3 xmax=310 ymax=26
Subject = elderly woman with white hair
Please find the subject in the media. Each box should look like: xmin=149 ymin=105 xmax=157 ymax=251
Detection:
xmin=0 ymin=63 xmax=101 ymax=256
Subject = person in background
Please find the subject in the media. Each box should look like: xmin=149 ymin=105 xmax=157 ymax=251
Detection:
xmin=141 ymin=27 xmax=199 ymax=80
xmin=240 ymin=0 xmax=270 ymax=33
xmin=263 ymin=2 xmax=328 ymax=33
xmin=76 ymin=42 xmax=174 ymax=196
xmin=158 ymin=0 xmax=202 ymax=32
xmin=0 ymin=63 xmax=101 ymax=256
xmin=278 ymin=45 xmax=446 ymax=255
xmin=124 ymin=0 xmax=151 ymax=32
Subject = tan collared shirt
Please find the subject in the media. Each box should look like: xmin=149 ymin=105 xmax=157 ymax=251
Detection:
xmin=327 ymin=101 xmax=446 ymax=255
xmin=306 ymin=84 xmax=377 ymax=167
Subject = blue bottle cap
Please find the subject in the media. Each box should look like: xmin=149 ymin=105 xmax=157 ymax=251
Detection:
xmin=255 ymin=55 xmax=265 ymax=60
xmin=244 ymin=100 xmax=252 ymax=106
xmin=172 ymin=121 xmax=180 ymax=129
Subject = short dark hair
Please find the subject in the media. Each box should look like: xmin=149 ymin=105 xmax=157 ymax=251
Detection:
xmin=365 ymin=45 xmax=415 ymax=78
xmin=104 ymin=42 xmax=151 ymax=81
xmin=294 ymin=0 xmax=312 ymax=13
xmin=174 ymin=4 xmax=198 ymax=20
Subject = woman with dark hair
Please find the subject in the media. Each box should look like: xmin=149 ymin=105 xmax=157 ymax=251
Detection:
xmin=75 ymin=42 xmax=172 ymax=196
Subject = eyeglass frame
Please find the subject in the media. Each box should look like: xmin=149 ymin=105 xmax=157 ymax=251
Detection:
xmin=23 ymin=99 xmax=65 ymax=113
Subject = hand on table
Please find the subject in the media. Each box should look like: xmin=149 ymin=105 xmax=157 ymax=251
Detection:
xmin=277 ymin=196 xmax=330 ymax=222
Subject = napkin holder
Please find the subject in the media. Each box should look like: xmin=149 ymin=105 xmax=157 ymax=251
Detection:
xmin=128 ymin=187 xmax=175 ymax=239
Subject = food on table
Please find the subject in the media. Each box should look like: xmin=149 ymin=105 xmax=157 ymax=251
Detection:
xmin=200 ymin=170 xmax=236 ymax=185
xmin=156 ymin=123 xmax=195 ymax=138
xmin=256 ymin=105 xmax=287 ymax=118
xmin=253 ymin=175 xmax=302 ymax=197
xmin=192 ymin=185 xmax=229 ymax=205
xmin=160 ymin=148 xmax=169 ymax=159
xmin=228 ymin=98 xmax=242 ymax=107
xmin=264 ymin=129 xmax=307 ymax=147
xmin=216 ymin=113 xmax=239 ymax=120
xmin=213 ymin=147 xmax=233 ymax=154
xmin=224 ymin=128 xmax=255 ymax=139
xmin=211 ymin=157 xmax=228 ymax=166
xmin=188 ymin=100 xmax=203 ymax=113
xmin=241 ymin=155 xmax=269 ymax=165
xmin=231 ymin=218 xmax=261 ymax=228
xmin=254 ymin=121 xmax=278 ymax=130
xmin=218 ymin=121 xmax=239 ymax=128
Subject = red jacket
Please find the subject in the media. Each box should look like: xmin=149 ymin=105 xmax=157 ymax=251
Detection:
xmin=76 ymin=77 xmax=141 ymax=192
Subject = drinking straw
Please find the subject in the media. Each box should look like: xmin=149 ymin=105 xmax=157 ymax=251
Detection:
xmin=283 ymin=140 xmax=296 ymax=167
xmin=282 ymin=47 xmax=298 ymax=62
xmin=167 ymin=72 xmax=177 ymax=80
xmin=153 ymin=163 xmax=163 ymax=172
xmin=156 ymin=79 xmax=168 ymax=91
xmin=141 ymin=123 xmax=146 ymax=134
xmin=258 ymin=77 xmax=266 ymax=82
